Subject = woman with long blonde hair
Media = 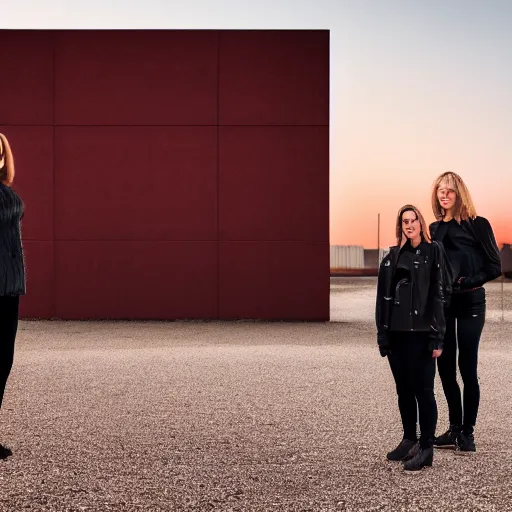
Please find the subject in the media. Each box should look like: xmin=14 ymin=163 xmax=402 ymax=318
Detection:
xmin=0 ymin=133 xmax=26 ymax=459
xmin=376 ymin=205 xmax=450 ymax=471
xmin=430 ymin=172 xmax=501 ymax=452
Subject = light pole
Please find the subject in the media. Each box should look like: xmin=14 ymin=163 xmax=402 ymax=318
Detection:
xmin=377 ymin=213 xmax=380 ymax=264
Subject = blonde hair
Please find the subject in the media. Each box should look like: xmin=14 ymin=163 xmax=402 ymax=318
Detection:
xmin=0 ymin=133 xmax=15 ymax=186
xmin=395 ymin=204 xmax=431 ymax=247
xmin=432 ymin=172 xmax=476 ymax=221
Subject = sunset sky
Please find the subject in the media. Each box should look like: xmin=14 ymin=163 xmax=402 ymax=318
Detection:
xmin=3 ymin=0 xmax=511 ymax=249
xmin=332 ymin=0 xmax=512 ymax=249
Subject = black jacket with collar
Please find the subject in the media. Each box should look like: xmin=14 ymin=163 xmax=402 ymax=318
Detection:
xmin=375 ymin=239 xmax=450 ymax=351
xmin=430 ymin=216 xmax=501 ymax=290
xmin=0 ymin=183 xmax=26 ymax=296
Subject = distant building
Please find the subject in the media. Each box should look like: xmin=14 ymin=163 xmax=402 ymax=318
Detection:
xmin=330 ymin=245 xmax=364 ymax=269
xmin=330 ymin=246 xmax=389 ymax=269
xmin=501 ymin=244 xmax=512 ymax=278
xmin=364 ymin=248 xmax=389 ymax=268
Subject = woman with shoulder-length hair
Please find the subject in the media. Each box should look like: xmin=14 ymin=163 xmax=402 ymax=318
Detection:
xmin=430 ymin=172 xmax=501 ymax=453
xmin=0 ymin=133 xmax=26 ymax=459
xmin=376 ymin=204 xmax=450 ymax=471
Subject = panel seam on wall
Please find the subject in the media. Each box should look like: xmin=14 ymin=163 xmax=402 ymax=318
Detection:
xmin=38 ymin=239 xmax=330 ymax=243
xmin=327 ymin=36 xmax=331 ymax=320
xmin=52 ymin=30 xmax=57 ymax=319
xmin=0 ymin=124 xmax=328 ymax=128
xmin=216 ymin=30 xmax=221 ymax=320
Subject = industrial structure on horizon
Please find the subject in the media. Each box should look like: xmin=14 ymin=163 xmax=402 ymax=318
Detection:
xmin=330 ymin=245 xmax=389 ymax=270
xmin=331 ymin=243 xmax=512 ymax=279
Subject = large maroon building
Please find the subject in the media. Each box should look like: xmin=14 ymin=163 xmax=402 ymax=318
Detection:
xmin=0 ymin=29 xmax=329 ymax=321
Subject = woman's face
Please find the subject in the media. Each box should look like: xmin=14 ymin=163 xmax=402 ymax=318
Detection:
xmin=437 ymin=180 xmax=457 ymax=211
xmin=402 ymin=210 xmax=420 ymax=241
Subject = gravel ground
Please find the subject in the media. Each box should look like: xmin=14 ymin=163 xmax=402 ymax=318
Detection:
xmin=0 ymin=279 xmax=511 ymax=511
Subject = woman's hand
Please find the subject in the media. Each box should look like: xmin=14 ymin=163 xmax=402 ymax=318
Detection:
xmin=432 ymin=349 xmax=443 ymax=358
xmin=379 ymin=346 xmax=391 ymax=358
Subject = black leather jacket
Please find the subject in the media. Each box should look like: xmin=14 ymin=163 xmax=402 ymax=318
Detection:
xmin=375 ymin=240 xmax=450 ymax=352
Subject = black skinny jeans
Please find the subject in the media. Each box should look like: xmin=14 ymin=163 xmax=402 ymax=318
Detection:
xmin=437 ymin=287 xmax=486 ymax=432
xmin=0 ymin=296 xmax=20 ymax=409
xmin=388 ymin=332 xmax=437 ymax=449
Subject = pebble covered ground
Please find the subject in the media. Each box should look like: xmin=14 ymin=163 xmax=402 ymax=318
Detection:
xmin=0 ymin=279 xmax=510 ymax=511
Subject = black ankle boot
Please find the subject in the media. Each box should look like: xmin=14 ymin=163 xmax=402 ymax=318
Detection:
xmin=0 ymin=444 xmax=13 ymax=460
xmin=457 ymin=428 xmax=476 ymax=453
xmin=434 ymin=425 xmax=461 ymax=448
xmin=386 ymin=439 xmax=417 ymax=461
xmin=402 ymin=441 xmax=420 ymax=461
xmin=403 ymin=446 xmax=433 ymax=471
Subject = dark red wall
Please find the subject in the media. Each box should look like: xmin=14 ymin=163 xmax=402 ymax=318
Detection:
xmin=0 ymin=29 xmax=329 ymax=321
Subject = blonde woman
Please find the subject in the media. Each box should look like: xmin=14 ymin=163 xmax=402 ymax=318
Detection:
xmin=0 ymin=133 xmax=26 ymax=459
xmin=376 ymin=205 xmax=449 ymax=471
xmin=431 ymin=172 xmax=501 ymax=452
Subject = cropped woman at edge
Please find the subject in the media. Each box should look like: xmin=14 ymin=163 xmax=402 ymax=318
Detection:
xmin=0 ymin=133 xmax=26 ymax=459
xmin=376 ymin=204 xmax=449 ymax=471
xmin=430 ymin=172 xmax=501 ymax=452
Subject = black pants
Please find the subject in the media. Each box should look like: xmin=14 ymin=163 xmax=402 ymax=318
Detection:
xmin=437 ymin=288 xmax=485 ymax=432
xmin=0 ymin=296 xmax=19 ymax=409
xmin=388 ymin=331 xmax=437 ymax=449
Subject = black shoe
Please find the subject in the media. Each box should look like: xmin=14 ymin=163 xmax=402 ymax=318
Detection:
xmin=434 ymin=425 xmax=461 ymax=449
xmin=386 ymin=439 xmax=417 ymax=461
xmin=403 ymin=442 xmax=420 ymax=461
xmin=457 ymin=431 xmax=476 ymax=453
xmin=403 ymin=446 xmax=434 ymax=471
xmin=0 ymin=444 xmax=13 ymax=460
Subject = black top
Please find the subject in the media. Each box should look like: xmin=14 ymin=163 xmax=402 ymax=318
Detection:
xmin=390 ymin=240 xmax=418 ymax=292
xmin=390 ymin=240 xmax=426 ymax=331
xmin=0 ymin=183 xmax=26 ymax=296
xmin=430 ymin=216 xmax=501 ymax=290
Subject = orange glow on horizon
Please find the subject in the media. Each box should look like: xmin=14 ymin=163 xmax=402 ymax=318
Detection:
xmin=331 ymin=210 xmax=510 ymax=249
